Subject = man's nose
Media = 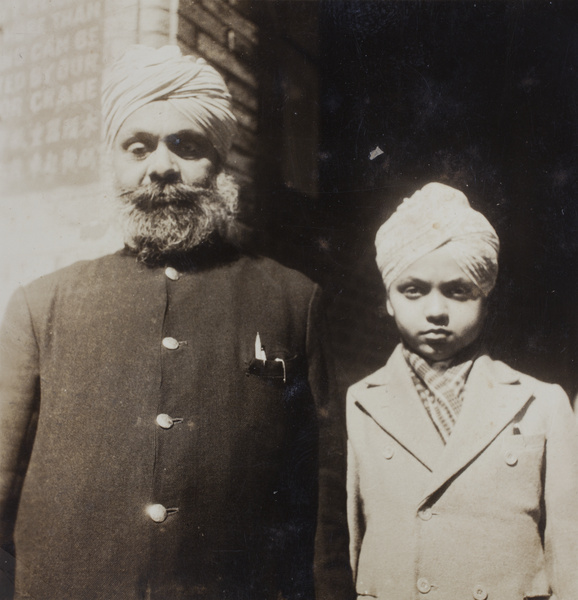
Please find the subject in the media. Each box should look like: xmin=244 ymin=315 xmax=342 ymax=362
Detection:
xmin=424 ymin=291 xmax=449 ymax=324
xmin=143 ymin=142 xmax=180 ymax=184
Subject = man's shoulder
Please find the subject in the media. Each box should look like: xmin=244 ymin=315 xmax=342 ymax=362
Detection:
xmin=23 ymin=252 xmax=129 ymax=293
xmin=21 ymin=252 xmax=317 ymax=303
xmin=237 ymin=254 xmax=316 ymax=290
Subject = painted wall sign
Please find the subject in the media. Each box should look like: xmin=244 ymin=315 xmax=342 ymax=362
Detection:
xmin=0 ymin=0 xmax=104 ymax=193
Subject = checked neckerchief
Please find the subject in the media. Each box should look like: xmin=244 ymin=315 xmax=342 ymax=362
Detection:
xmin=402 ymin=344 xmax=476 ymax=443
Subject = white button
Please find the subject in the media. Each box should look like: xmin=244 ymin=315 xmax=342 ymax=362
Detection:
xmin=417 ymin=578 xmax=431 ymax=594
xmin=165 ymin=267 xmax=180 ymax=281
xmin=419 ymin=508 xmax=433 ymax=521
xmin=156 ymin=414 xmax=174 ymax=429
xmin=505 ymin=451 xmax=518 ymax=466
xmin=146 ymin=504 xmax=167 ymax=523
xmin=473 ymin=585 xmax=488 ymax=600
xmin=162 ymin=337 xmax=179 ymax=350
xmin=383 ymin=446 xmax=395 ymax=460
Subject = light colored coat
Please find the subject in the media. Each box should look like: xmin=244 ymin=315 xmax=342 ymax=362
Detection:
xmin=347 ymin=345 xmax=578 ymax=600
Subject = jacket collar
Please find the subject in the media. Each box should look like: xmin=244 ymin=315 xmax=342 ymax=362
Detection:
xmin=418 ymin=353 xmax=530 ymax=505
xmin=355 ymin=345 xmax=534 ymax=499
xmin=357 ymin=346 xmax=446 ymax=471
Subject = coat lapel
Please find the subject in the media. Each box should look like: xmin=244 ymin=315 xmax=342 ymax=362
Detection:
xmin=355 ymin=346 xmax=445 ymax=471
xmin=419 ymin=355 xmax=534 ymax=505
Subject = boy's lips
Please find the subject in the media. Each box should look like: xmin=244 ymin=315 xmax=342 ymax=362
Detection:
xmin=422 ymin=329 xmax=451 ymax=340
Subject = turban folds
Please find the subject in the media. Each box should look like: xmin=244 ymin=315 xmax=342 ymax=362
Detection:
xmin=102 ymin=45 xmax=237 ymax=162
xmin=375 ymin=182 xmax=500 ymax=296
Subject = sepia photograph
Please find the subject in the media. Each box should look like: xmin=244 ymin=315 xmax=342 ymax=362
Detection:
xmin=0 ymin=1 xmax=577 ymax=598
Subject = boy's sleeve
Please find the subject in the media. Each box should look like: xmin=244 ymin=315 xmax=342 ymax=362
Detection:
xmin=0 ymin=287 xmax=41 ymax=552
xmin=543 ymin=385 xmax=578 ymax=599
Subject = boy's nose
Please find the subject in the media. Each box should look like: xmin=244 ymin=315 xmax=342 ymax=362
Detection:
xmin=424 ymin=292 xmax=449 ymax=325
xmin=143 ymin=142 xmax=181 ymax=184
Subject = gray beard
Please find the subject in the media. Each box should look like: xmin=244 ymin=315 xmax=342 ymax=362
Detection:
xmin=116 ymin=172 xmax=239 ymax=263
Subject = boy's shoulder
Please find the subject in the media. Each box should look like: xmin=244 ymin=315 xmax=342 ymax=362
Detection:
xmin=347 ymin=345 xmax=406 ymax=402
xmin=347 ymin=347 xmax=569 ymax=410
xmin=472 ymin=354 xmax=567 ymax=400
xmin=347 ymin=350 xmax=573 ymax=439
xmin=473 ymin=355 xmax=574 ymax=436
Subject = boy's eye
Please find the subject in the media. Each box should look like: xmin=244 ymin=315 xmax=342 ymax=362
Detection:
xmin=401 ymin=285 xmax=424 ymax=299
xmin=446 ymin=284 xmax=478 ymax=300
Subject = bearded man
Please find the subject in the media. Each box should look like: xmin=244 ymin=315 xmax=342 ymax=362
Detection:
xmin=0 ymin=46 xmax=352 ymax=600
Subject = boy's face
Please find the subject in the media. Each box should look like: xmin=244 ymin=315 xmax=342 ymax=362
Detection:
xmin=386 ymin=245 xmax=486 ymax=362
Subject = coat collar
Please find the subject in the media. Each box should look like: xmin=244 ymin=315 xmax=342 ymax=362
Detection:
xmin=418 ymin=353 xmax=531 ymax=505
xmin=355 ymin=345 xmax=534 ymax=499
xmin=356 ymin=346 xmax=446 ymax=471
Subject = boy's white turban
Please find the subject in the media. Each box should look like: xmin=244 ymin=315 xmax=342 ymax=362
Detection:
xmin=102 ymin=45 xmax=237 ymax=162
xmin=375 ymin=182 xmax=500 ymax=295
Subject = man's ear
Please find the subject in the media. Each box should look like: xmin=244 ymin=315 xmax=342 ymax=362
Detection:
xmin=386 ymin=296 xmax=394 ymax=317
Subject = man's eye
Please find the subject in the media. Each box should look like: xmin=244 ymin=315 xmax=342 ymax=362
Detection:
xmin=170 ymin=138 xmax=201 ymax=159
xmin=126 ymin=142 xmax=149 ymax=158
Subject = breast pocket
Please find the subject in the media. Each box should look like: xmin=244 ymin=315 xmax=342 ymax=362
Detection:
xmin=501 ymin=434 xmax=546 ymax=462
xmin=497 ymin=434 xmax=546 ymax=513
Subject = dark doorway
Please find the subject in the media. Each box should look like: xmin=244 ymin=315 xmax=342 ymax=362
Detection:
xmin=257 ymin=1 xmax=578 ymax=397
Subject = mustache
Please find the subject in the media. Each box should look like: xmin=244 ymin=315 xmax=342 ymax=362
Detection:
xmin=117 ymin=182 xmax=213 ymax=211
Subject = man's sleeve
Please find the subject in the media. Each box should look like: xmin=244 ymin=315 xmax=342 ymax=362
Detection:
xmin=0 ymin=287 xmax=40 ymax=552
xmin=307 ymin=284 xmax=355 ymax=600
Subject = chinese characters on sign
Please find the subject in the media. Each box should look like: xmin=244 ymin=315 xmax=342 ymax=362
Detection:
xmin=0 ymin=0 xmax=103 ymax=193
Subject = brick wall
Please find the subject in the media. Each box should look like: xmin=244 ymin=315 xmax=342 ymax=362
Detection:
xmin=177 ymin=0 xmax=259 ymax=192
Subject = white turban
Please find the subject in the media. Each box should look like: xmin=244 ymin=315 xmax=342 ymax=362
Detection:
xmin=375 ymin=182 xmax=500 ymax=296
xmin=101 ymin=45 xmax=237 ymax=163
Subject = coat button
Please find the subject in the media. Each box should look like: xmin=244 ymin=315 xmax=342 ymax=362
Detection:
xmin=146 ymin=504 xmax=168 ymax=523
xmin=383 ymin=446 xmax=395 ymax=460
xmin=472 ymin=585 xmax=488 ymax=600
xmin=156 ymin=414 xmax=174 ymax=429
xmin=419 ymin=507 xmax=433 ymax=521
xmin=165 ymin=267 xmax=180 ymax=281
xmin=162 ymin=337 xmax=179 ymax=350
xmin=504 ymin=451 xmax=518 ymax=466
xmin=417 ymin=578 xmax=431 ymax=594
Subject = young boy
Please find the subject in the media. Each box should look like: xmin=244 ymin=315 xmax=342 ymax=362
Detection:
xmin=347 ymin=182 xmax=578 ymax=600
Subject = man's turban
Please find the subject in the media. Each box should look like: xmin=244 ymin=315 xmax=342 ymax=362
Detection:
xmin=101 ymin=45 xmax=237 ymax=163
xmin=375 ymin=182 xmax=500 ymax=296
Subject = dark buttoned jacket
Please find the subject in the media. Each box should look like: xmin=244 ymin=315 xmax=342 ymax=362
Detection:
xmin=0 ymin=247 xmax=352 ymax=600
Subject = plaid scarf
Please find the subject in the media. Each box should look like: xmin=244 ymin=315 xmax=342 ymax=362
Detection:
xmin=402 ymin=345 xmax=476 ymax=443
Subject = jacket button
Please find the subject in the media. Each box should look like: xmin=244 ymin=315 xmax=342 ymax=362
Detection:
xmin=165 ymin=267 xmax=180 ymax=281
xmin=472 ymin=585 xmax=488 ymax=600
xmin=162 ymin=337 xmax=179 ymax=350
xmin=156 ymin=414 xmax=174 ymax=429
xmin=417 ymin=578 xmax=431 ymax=594
xmin=419 ymin=507 xmax=433 ymax=521
xmin=504 ymin=451 xmax=518 ymax=466
xmin=383 ymin=446 xmax=395 ymax=460
xmin=146 ymin=504 xmax=167 ymax=523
